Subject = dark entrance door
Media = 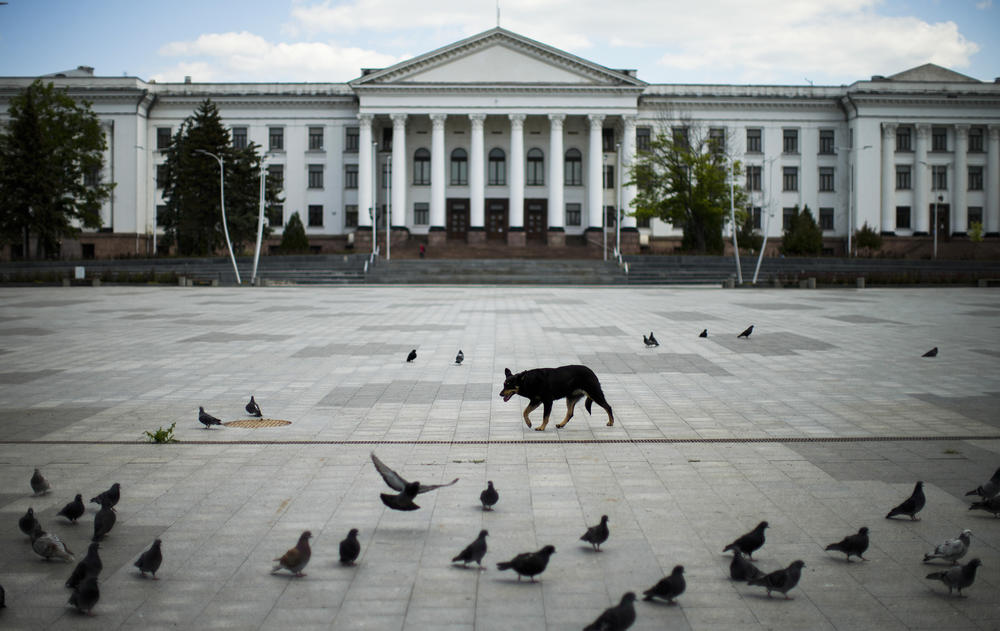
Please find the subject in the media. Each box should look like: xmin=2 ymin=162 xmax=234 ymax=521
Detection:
xmin=486 ymin=199 xmax=508 ymax=241
xmin=525 ymin=199 xmax=547 ymax=242
xmin=930 ymin=203 xmax=950 ymax=239
xmin=447 ymin=199 xmax=469 ymax=240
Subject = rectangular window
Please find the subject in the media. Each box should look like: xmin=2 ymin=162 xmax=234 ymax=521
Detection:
xmin=709 ymin=128 xmax=725 ymax=154
xmin=782 ymin=166 xmax=798 ymax=191
xmin=488 ymin=154 xmax=505 ymax=186
xmin=671 ymin=127 xmax=689 ymax=150
xmin=783 ymin=128 xmax=798 ymax=154
xmin=818 ymin=167 xmax=835 ymax=192
xmin=231 ymin=126 xmax=247 ymax=150
xmin=968 ymin=206 xmax=983 ymax=230
xmin=968 ymin=166 xmax=984 ymax=191
xmin=746 ymin=165 xmax=761 ymax=191
xmin=344 ymin=164 xmax=358 ymax=189
xmin=751 ymin=206 xmax=762 ymax=230
xmin=602 ymin=128 xmax=615 ymax=152
xmin=931 ymin=127 xmax=948 ymax=151
xmin=381 ymin=127 xmax=393 ymax=152
xmin=267 ymin=164 xmax=284 ymax=192
xmin=969 ymin=127 xmax=984 ymax=152
xmin=932 ymin=165 xmax=948 ymax=191
xmin=413 ymin=202 xmax=429 ymax=225
xmin=565 ymin=155 xmax=582 ymax=186
xmin=155 ymin=164 xmax=167 ymax=189
xmin=84 ymin=166 xmax=100 ymax=188
xmin=896 ymin=126 xmax=912 ymax=152
xmin=413 ymin=154 xmax=430 ymax=185
xmin=345 ymin=126 xmax=359 ymax=153
xmin=636 ymin=127 xmax=651 ymax=151
xmin=308 ymin=164 xmax=324 ymax=189
xmin=819 ymin=207 xmax=834 ymax=231
xmin=156 ymin=127 xmax=172 ymax=150
xmin=526 ymin=155 xmax=544 ymax=186
xmin=344 ymin=204 xmax=358 ymax=228
xmin=156 ymin=204 xmax=168 ymax=228
xmin=604 ymin=165 xmax=614 ymax=189
xmin=746 ymin=128 xmax=762 ymax=153
xmin=896 ymin=205 xmax=911 ymax=229
xmin=308 ymin=127 xmax=324 ymax=151
xmin=308 ymin=204 xmax=323 ymax=227
xmin=269 ymin=127 xmax=284 ymax=151
xmin=637 ymin=215 xmax=651 ymax=228
xmin=565 ymin=203 xmax=581 ymax=226
xmin=450 ymin=154 xmax=468 ymax=186
xmin=267 ymin=204 xmax=283 ymax=228
xmin=895 ymin=165 xmax=911 ymax=190
xmin=782 ymin=207 xmax=796 ymax=231
xmin=819 ymin=129 xmax=835 ymax=154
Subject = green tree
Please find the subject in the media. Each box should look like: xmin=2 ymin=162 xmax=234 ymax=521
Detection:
xmin=0 ymin=80 xmax=113 ymax=259
xmin=738 ymin=213 xmax=764 ymax=254
xmin=159 ymin=99 xmax=281 ymax=256
xmin=279 ymin=212 xmax=310 ymax=254
xmin=628 ymin=126 xmax=747 ymax=254
xmin=853 ymin=221 xmax=883 ymax=257
xmin=780 ymin=204 xmax=823 ymax=256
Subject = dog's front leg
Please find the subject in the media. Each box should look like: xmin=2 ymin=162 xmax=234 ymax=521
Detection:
xmin=536 ymin=401 xmax=554 ymax=431
xmin=522 ymin=401 xmax=540 ymax=428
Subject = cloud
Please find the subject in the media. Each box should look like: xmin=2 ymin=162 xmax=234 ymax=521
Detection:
xmin=975 ymin=0 xmax=991 ymax=8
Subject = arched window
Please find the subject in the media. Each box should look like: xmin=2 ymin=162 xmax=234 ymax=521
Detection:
xmin=413 ymin=148 xmax=430 ymax=185
xmin=564 ymin=148 xmax=582 ymax=186
xmin=450 ymin=148 xmax=468 ymax=185
xmin=526 ymin=148 xmax=544 ymax=186
xmin=488 ymin=148 xmax=506 ymax=186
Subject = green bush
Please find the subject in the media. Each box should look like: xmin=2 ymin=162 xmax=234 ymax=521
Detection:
xmin=854 ymin=221 xmax=883 ymax=256
xmin=780 ymin=205 xmax=823 ymax=256
xmin=144 ymin=422 xmax=177 ymax=443
xmin=279 ymin=212 xmax=310 ymax=254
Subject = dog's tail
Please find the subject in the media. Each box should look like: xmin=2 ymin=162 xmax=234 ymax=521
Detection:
xmin=585 ymin=397 xmax=593 ymax=415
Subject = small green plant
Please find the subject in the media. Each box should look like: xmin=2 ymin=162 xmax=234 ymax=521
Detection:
xmin=969 ymin=221 xmax=984 ymax=243
xmin=144 ymin=422 xmax=177 ymax=443
xmin=854 ymin=221 xmax=883 ymax=256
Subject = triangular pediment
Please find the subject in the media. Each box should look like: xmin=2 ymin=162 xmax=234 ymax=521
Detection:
xmin=351 ymin=28 xmax=644 ymax=88
xmin=888 ymin=63 xmax=980 ymax=83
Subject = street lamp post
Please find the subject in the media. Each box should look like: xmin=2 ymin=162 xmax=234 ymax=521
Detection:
xmin=729 ymin=155 xmax=742 ymax=284
xmin=602 ymin=153 xmax=608 ymax=261
xmin=837 ymin=144 xmax=872 ymax=257
xmin=195 ymin=149 xmax=241 ymax=284
xmin=386 ymin=154 xmax=392 ymax=261
xmin=934 ymin=194 xmax=943 ymax=259
xmin=615 ymin=143 xmax=622 ymax=258
xmin=372 ymin=141 xmax=378 ymax=257
xmin=251 ymin=156 xmax=268 ymax=285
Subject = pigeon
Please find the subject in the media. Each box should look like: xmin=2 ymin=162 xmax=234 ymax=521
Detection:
xmin=272 ymin=531 xmax=312 ymax=577
xmin=90 ymin=483 xmax=120 ymax=510
xmin=371 ymin=452 xmax=459 ymax=498
xmin=583 ymin=592 xmax=637 ymax=631
xmin=924 ymin=529 xmax=972 ymax=564
xmin=968 ymin=496 xmax=1000 ymax=518
xmin=496 ymin=545 xmax=556 ymax=582
xmin=480 ymin=481 xmax=498 ymax=511
xmin=723 ymin=521 xmax=768 ymax=559
xmin=31 ymin=523 xmax=75 ymax=562
xmin=455 ymin=350 xmax=464 ymax=365
xmin=199 ymin=406 xmax=223 ymax=429
xmin=58 ymin=494 xmax=86 ymax=524
xmin=886 ymin=481 xmax=925 ymax=520
xmin=730 ymin=549 xmax=763 ymax=581
xmin=922 ymin=347 xmax=938 ymax=357
xmin=135 ymin=539 xmax=163 ymax=578
xmin=825 ymin=527 xmax=870 ymax=562
xmin=18 ymin=507 xmax=37 ymax=536
xmin=747 ymin=559 xmax=805 ymax=599
xmin=581 ymin=515 xmax=610 ymax=551
xmin=643 ymin=332 xmax=659 ymax=347
xmin=66 ymin=542 xmax=102 ymax=589
xmin=245 ymin=395 xmax=262 ymax=417
xmin=452 ymin=529 xmax=489 ymax=568
xmin=68 ymin=573 xmax=100 ymax=615
xmin=381 ymin=481 xmax=421 ymax=511
xmin=92 ymin=499 xmax=117 ymax=541
xmin=964 ymin=467 xmax=1000 ymax=500
xmin=31 ymin=468 xmax=51 ymax=495
xmin=699 ymin=329 xmax=708 ymax=338
xmin=339 ymin=529 xmax=360 ymax=566
xmin=643 ymin=565 xmax=685 ymax=603
xmin=406 ymin=349 xmax=417 ymax=362
xmin=926 ymin=558 xmax=981 ymax=596
xmin=738 ymin=325 xmax=754 ymax=339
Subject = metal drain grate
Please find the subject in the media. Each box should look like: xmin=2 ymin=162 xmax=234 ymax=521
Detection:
xmin=222 ymin=418 xmax=292 ymax=429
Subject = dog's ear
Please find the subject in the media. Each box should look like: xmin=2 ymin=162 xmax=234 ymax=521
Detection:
xmin=504 ymin=368 xmax=512 ymax=378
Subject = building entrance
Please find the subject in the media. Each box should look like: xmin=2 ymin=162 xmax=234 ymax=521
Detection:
xmin=486 ymin=199 xmax=508 ymax=241
xmin=447 ymin=199 xmax=470 ymax=240
xmin=525 ymin=199 xmax=547 ymax=242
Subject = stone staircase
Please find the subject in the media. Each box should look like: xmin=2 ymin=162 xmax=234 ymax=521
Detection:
xmin=366 ymin=258 xmax=623 ymax=284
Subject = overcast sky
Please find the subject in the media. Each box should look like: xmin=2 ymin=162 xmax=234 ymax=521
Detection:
xmin=1 ymin=0 xmax=997 ymax=85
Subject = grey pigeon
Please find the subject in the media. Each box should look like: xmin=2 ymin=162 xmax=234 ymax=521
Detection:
xmin=730 ymin=549 xmax=763 ymax=581
xmin=198 ymin=406 xmax=223 ymax=429
xmin=886 ymin=481 xmax=925 ymax=520
xmin=723 ymin=521 xmax=768 ymax=559
xmin=134 ymin=539 xmax=163 ymax=578
xmin=747 ymin=559 xmax=805 ymax=599
xmin=58 ymin=494 xmax=86 ymax=523
xmin=699 ymin=329 xmax=708 ymax=338
xmin=964 ymin=467 xmax=1000 ymax=499
xmin=245 ymin=395 xmax=262 ymax=417
xmin=825 ymin=527 xmax=870 ymax=562
xmin=455 ymin=350 xmax=464 ymax=365
xmin=339 ymin=529 xmax=360 ymax=566
xmin=31 ymin=523 xmax=74 ymax=562
xmin=922 ymin=347 xmax=938 ymax=357
xmin=67 ymin=573 xmax=100 ymax=615
xmin=66 ymin=542 xmax=102 ymax=589
xmin=272 ymin=531 xmax=312 ymax=577
xmin=371 ymin=452 xmax=459 ymax=497
xmin=92 ymin=499 xmax=117 ymax=541
xmin=31 ymin=468 xmax=51 ymax=496
xmin=496 ymin=545 xmax=555 ymax=582
xmin=923 ymin=529 xmax=971 ymax=564
xmin=90 ymin=483 xmax=120 ymax=509
xmin=643 ymin=332 xmax=658 ymax=347
xmin=581 ymin=515 xmax=610 ymax=551
xmin=480 ymin=481 xmax=498 ymax=510
xmin=643 ymin=565 xmax=685 ymax=603
xmin=381 ymin=481 xmax=421 ymax=511
xmin=968 ymin=496 xmax=1000 ymax=518
xmin=452 ymin=529 xmax=488 ymax=568
xmin=584 ymin=592 xmax=637 ymax=631
xmin=926 ymin=558 xmax=981 ymax=596
xmin=406 ymin=349 xmax=417 ymax=362
xmin=18 ymin=507 xmax=37 ymax=536
xmin=738 ymin=325 xmax=754 ymax=339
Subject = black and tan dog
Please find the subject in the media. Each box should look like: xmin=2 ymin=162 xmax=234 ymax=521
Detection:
xmin=500 ymin=365 xmax=614 ymax=431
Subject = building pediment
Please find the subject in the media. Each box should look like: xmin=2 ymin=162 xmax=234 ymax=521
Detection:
xmin=887 ymin=63 xmax=979 ymax=83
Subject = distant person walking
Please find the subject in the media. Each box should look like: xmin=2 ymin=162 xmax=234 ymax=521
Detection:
xmin=419 ymin=244 xmax=426 ymax=258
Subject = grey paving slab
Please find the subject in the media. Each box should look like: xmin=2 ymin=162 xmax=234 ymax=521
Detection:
xmin=0 ymin=285 xmax=999 ymax=630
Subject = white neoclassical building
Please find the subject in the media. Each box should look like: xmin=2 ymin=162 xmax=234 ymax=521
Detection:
xmin=2 ymin=27 xmax=999 ymax=259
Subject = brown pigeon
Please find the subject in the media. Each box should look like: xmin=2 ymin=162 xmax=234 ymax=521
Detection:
xmin=272 ymin=531 xmax=312 ymax=577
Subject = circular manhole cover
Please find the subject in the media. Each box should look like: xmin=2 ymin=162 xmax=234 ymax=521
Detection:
xmin=223 ymin=418 xmax=292 ymax=429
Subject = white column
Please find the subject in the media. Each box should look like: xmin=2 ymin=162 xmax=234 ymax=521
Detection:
xmin=430 ymin=113 xmax=447 ymax=230
xmin=358 ymin=114 xmax=373 ymax=227
xmin=880 ymin=123 xmax=896 ymax=234
xmin=914 ymin=124 xmax=930 ymax=234
xmin=508 ymin=114 xmax=525 ymax=229
xmin=621 ymin=115 xmax=637 ymax=228
xmin=390 ymin=114 xmax=407 ymax=228
xmin=954 ymin=125 xmax=969 ymax=235
xmin=469 ymin=114 xmax=486 ymax=229
xmin=988 ymin=125 xmax=1000 ymax=236
xmin=588 ymin=114 xmax=605 ymax=229
xmin=548 ymin=114 xmax=565 ymax=230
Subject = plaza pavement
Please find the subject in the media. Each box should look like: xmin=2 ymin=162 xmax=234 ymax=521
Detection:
xmin=0 ymin=283 xmax=999 ymax=630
